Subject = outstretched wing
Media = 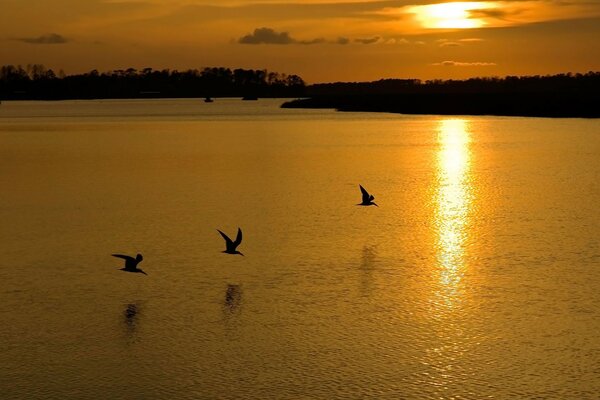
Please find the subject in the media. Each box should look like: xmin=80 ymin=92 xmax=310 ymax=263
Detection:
xmin=217 ymin=229 xmax=233 ymax=246
xmin=112 ymin=254 xmax=134 ymax=262
xmin=234 ymin=228 xmax=243 ymax=246
xmin=359 ymin=185 xmax=370 ymax=203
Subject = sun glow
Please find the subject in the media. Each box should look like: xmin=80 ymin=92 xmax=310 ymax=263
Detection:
xmin=411 ymin=2 xmax=496 ymax=29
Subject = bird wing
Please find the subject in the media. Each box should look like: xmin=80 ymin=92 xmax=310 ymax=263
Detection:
xmin=359 ymin=185 xmax=370 ymax=202
xmin=217 ymin=230 xmax=234 ymax=246
xmin=234 ymin=228 xmax=243 ymax=246
xmin=112 ymin=254 xmax=135 ymax=262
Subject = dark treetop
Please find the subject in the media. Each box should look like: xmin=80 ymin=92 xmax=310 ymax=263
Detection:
xmin=282 ymin=72 xmax=600 ymax=118
xmin=0 ymin=64 xmax=306 ymax=100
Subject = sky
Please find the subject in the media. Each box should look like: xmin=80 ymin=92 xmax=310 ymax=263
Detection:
xmin=0 ymin=0 xmax=599 ymax=82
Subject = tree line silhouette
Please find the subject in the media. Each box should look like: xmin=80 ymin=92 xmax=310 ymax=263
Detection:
xmin=2 ymin=65 xmax=598 ymax=116
xmin=0 ymin=64 xmax=306 ymax=100
xmin=305 ymin=72 xmax=600 ymax=95
xmin=283 ymin=72 xmax=600 ymax=118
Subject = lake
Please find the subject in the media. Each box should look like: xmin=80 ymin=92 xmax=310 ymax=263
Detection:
xmin=1 ymin=99 xmax=599 ymax=399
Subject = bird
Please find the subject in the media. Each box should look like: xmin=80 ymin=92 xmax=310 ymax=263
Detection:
xmin=217 ymin=228 xmax=244 ymax=256
xmin=112 ymin=253 xmax=147 ymax=275
xmin=358 ymin=184 xmax=378 ymax=207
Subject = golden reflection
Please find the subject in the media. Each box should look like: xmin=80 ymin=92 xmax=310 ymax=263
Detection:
xmin=435 ymin=119 xmax=472 ymax=310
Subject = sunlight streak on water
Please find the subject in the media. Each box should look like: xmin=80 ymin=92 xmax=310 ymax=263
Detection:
xmin=420 ymin=119 xmax=475 ymax=397
xmin=434 ymin=119 xmax=472 ymax=312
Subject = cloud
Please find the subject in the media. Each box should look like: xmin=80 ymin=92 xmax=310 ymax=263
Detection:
xmin=469 ymin=7 xmax=525 ymax=21
xmin=15 ymin=33 xmax=69 ymax=44
xmin=437 ymin=38 xmax=484 ymax=47
xmin=385 ymin=38 xmax=410 ymax=45
xmin=298 ymin=37 xmax=326 ymax=45
xmin=439 ymin=41 xmax=461 ymax=47
xmin=354 ymin=36 xmax=381 ymax=44
xmin=433 ymin=61 xmax=497 ymax=66
xmin=238 ymin=27 xmax=294 ymax=44
xmin=238 ymin=28 xmax=374 ymax=46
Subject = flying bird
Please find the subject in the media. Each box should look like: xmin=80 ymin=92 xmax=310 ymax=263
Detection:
xmin=358 ymin=184 xmax=378 ymax=207
xmin=218 ymin=228 xmax=244 ymax=256
xmin=112 ymin=253 xmax=147 ymax=275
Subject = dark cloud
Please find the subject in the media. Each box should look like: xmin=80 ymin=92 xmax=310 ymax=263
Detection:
xmin=470 ymin=8 xmax=521 ymax=20
xmin=15 ymin=33 xmax=68 ymax=44
xmin=298 ymin=38 xmax=326 ymax=45
xmin=239 ymin=28 xmax=408 ymax=47
xmin=354 ymin=36 xmax=381 ymax=44
xmin=238 ymin=28 xmax=335 ymax=45
xmin=238 ymin=27 xmax=294 ymax=44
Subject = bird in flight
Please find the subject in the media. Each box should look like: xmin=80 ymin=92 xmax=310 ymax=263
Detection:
xmin=112 ymin=253 xmax=147 ymax=275
xmin=358 ymin=184 xmax=378 ymax=207
xmin=218 ymin=228 xmax=244 ymax=256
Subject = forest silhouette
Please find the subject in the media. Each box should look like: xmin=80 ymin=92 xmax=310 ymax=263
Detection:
xmin=2 ymin=65 xmax=598 ymax=117
xmin=282 ymin=72 xmax=600 ymax=118
xmin=0 ymin=64 xmax=305 ymax=99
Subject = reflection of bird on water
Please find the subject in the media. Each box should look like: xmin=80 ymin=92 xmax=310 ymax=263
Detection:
xmin=123 ymin=303 xmax=140 ymax=339
xmin=358 ymin=184 xmax=378 ymax=207
xmin=112 ymin=253 xmax=147 ymax=275
xmin=359 ymin=246 xmax=378 ymax=295
xmin=361 ymin=245 xmax=378 ymax=269
xmin=218 ymin=228 xmax=244 ymax=256
xmin=124 ymin=303 xmax=139 ymax=326
xmin=224 ymin=284 xmax=242 ymax=311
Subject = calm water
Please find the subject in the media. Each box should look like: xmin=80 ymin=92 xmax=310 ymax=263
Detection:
xmin=1 ymin=99 xmax=599 ymax=399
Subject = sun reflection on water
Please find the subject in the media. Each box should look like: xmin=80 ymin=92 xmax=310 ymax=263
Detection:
xmin=435 ymin=119 xmax=472 ymax=311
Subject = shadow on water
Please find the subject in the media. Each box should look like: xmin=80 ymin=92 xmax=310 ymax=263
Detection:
xmin=359 ymin=245 xmax=378 ymax=295
xmin=223 ymin=284 xmax=242 ymax=314
xmin=122 ymin=302 xmax=141 ymax=342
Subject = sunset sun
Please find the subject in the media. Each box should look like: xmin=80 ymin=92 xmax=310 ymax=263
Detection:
xmin=411 ymin=1 xmax=496 ymax=29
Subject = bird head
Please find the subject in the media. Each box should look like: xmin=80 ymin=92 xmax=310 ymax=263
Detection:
xmin=136 ymin=254 xmax=143 ymax=262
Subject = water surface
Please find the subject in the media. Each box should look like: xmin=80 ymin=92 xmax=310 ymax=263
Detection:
xmin=1 ymin=99 xmax=599 ymax=399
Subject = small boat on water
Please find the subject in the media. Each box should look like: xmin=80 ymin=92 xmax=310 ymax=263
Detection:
xmin=204 ymin=97 xmax=214 ymax=103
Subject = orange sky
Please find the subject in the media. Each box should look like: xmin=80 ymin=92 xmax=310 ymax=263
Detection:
xmin=1 ymin=0 xmax=599 ymax=83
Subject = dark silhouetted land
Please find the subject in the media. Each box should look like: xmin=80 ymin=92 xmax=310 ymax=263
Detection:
xmin=0 ymin=64 xmax=305 ymax=100
xmin=3 ymin=66 xmax=598 ymax=117
xmin=281 ymin=72 xmax=600 ymax=118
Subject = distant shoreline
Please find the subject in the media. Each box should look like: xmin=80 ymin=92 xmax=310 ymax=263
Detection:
xmin=280 ymin=93 xmax=600 ymax=118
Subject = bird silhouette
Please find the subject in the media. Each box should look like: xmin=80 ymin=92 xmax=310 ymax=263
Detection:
xmin=358 ymin=184 xmax=378 ymax=207
xmin=218 ymin=228 xmax=244 ymax=256
xmin=112 ymin=253 xmax=147 ymax=275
